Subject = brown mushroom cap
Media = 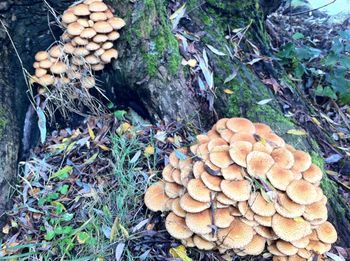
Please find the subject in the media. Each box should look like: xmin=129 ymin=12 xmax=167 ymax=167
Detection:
xmin=221 ymin=164 xmax=243 ymax=181
xmin=253 ymin=141 xmax=273 ymax=154
xmin=108 ymin=17 xmax=126 ymax=30
xmin=91 ymin=63 xmax=105 ymax=71
xmin=185 ymin=209 xmax=212 ymax=234
xmin=209 ymin=145 xmax=232 ymax=169
xmin=187 ymin=178 xmax=212 ymax=203
xmin=229 ymin=141 xmax=252 ymax=167
xmin=49 ymin=45 xmax=63 ymax=58
xmin=192 ymin=161 xmax=205 ymax=179
xmin=85 ymin=55 xmax=100 ymax=65
xmin=214 ymin=208 xmax=235 ymax=228
xmin=238 ymin=201 xmax=255 ymax=220
xmin=144 ymin=181 xmax=170 ymax=212
xmin=73 ymin=4 xmax=90 ymax=16
xmin=162 ymin=164 xmax=175 ymax=182
xmin=93 ymin=34 xmax=109 ymax=43
xmin=215 ymin=118 xmax=229 ymax=133
xmin=93 ymin=21 xmax=113 ymax=33
xmin=275 ymin=193 xmax=305 ymax=218
xmin=90 ymin=12 xmax=108 ymax=21
xmin=179 ymin=193 xmax=210 ymax=213
xmin=201 ymin=171 xmax=222 ymax=192
xmin=67 ymin=22 xmax=85 ymax=36
xmin=77 ymin=18 xmax=90 ymax=27
xmin=100 ymin=48 xmax=118 ymax=63
xmin=73 ymin=36 xmax=89 ymax=45
xmin=226 ymin=118 xmax=255 ymax=133
xmin=164 ymin=182 xmax=183 ymax=199
xmin=286 ymin=180 xmax=317 ymax=205
xmin=290 ymin=236 xmax=310 ymax=248
xmin=108 ymin=31 xmax=120 ymax=41
xmin=37 ymin=74 xmax=55 ymax=86
xmin=80 ymin=28 xmax=97 ymax=39
xmin=102 ymin=41 xmax=113 ymax=50
xmin=271 ymin=148 xmax=295 ymax=169
xmin=217 ymin=193 xmax=237 ymax=206
xmin=254 ymin=123 xmax=272 ymax=137
xmin=63 ymin=43 xmax=75 ymax=54
xmin=39 ymin=59 xmax=53 ymax=69
xmin=50 ymin=61 xmax=67 ymax=74
xmin=306 ymin=240 xmax=331 ymax=254
xmin=246 ymin=151 xmax=275 ymax=178
xmin=89 ymin=1 xmax=108 ymax=12
xmin=249 ymin=192 xmax=276 ymax=217
xmin=181 ymin=237 xmax=195 ymax=248
xmin=302 ymin=164 xmax=323 ymax=184
xmin=171 ymin=169 xmax=182 ymax=185
xmin=35 ymin=51 xmax=49 ymax=61
xmin=193 ymin=235 xmax=215 ymax=250
xmin=243 ymin=234 xmax=266 ymax=255
xmin=221 ymin=180 xmax=251 ymax=201
xmin=276 ymin=240 xmax=298 ymax=256
xmin=272 ymin=214 xmax=311 ymax=242
xmin=316 ymin=221 xmax=337 ymax=244
xmin=254 ymin=225 xmax=278 ymax=240
xmin=35 ymin=68 xmax=47 ymax=78
xmin=62 ymin=10 xmax=78 ymax=24
xmin=292 ymin=150 xmax=312 ymax=172
xmin=266 ymin=165 xmax=295 ymax=191
xmin=254 ymin=214 xmax=272 ymax=227
xmin=165 ymin=212 xmax=193 ymax=239
xmin=172 ymin=198 xmax=186 ymax=218
xmin=303 ymin=200 xmax=328 ymax=222
xmin=218 ymin=219 xmax=254 ymax=248
xmin=73 ymin=47 xmax=90 ymax=57
xmin=265 ymin=133 xmax=286 ymax=148
xmin=297 ymin=248 xmax=312 ymax=259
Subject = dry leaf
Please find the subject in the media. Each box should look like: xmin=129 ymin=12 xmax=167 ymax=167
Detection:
xmin=144 ymin=145 xmax=155 ymax=156
xmin=224 ymin=89 xmax=233 ymax=94
xmin=287 ymin=129 xmax=307 ymax=136
xmin=169 ymin=245 xmax=192 ymax=261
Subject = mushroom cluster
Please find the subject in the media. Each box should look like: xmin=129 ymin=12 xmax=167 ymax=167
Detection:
xmin=31 ymin=0 xmax=125 ymax=89
xmin=144 ymin=118 xmax=338 ymax=260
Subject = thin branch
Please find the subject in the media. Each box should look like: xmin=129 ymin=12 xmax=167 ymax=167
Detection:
xmin=289 ymin=0 xmax=337 ymax=16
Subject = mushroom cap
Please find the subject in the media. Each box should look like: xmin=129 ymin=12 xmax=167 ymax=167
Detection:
xmin=67 ymin=22 xmax=85 ymax=36
xmin=243 ymin=234 xmax=266 ymax=255
xmin=49 ymin=45 xmax=63 ymax=58
xmin=94 ymin=48 xmax=105 ymax=57
xmin=196 ymin=143 xmax=209 ymax=161
xmin=80 ymin=28 xmax=97 ymax=38
xmin=253 ymin=141 xmax=273 ymax=154
xmin=85 ymin=55 xmax=100 ymax=65
xmin=171 ymin=198 xmax=186 ymax=218
xmin=254 ymin=123 xmax=272 ymax=137
xmin=86 ymin=42 xmax=101 ymax=51
xmin=209 ymin=145 xmax=232 ymax=169
xmin=164 ymin=182 xmax=183 ymax=199
xmin=246 ymin=151 xmax=275 ymax=178
xmin=185 ymin=209 xmax=212 ymax=234
xmin=229 ymin=141 xmax=252 ymax=167
xmin=90 ymin=12 xmax=108 ymax=21
xmin=316 ymin=221 xmax=337 ymax=244
xmin=221 ymin=164 xmax=243 ymax=181
xmin=268 ymin=244 xmax=286 ymax=256
xmin=201 ymin=171 xmax=222 ymax=192
xmin=207 ymin=137 xmax=227 ymax=151
xmin=271 ymin=148 xmax=295 ymax=169
xmin=108 ymin=31 xmax=120 ymax=41
xmin=254 ymin=225 xmax=278 ymax=240
xmin=39 ymin=59 xmax=53 ymax=69
xmin=73 ymin=4 xmax=90 ymax=16
xmin=238 ymin=201 xmax=255 ymax=220
xmin=108 ymin=17 xmax=126 ymax=30
xmin=218 ymin=219 xmax=254 ymax=248
xmin=254 ymin=214 xmax=272 ymax=227
xmin=62 ymin=10 xmax=78 ymax=24
xmin=37 ymin=74 xmax=55 ymax=86
xmin=200 ymin=233 xmax=218 ymax=242
xmin=272 ymin=214 xmax=311 ymax=241
xmin=306 ymin=240 xmax=331 ymax=254
xmin=179 ymin=193 xmax=210 ymax=213
xmin=302 ymin=164 xmax=323 ymax=184
xmin=35 ymin=51 xmax=49 ymax=61
xmin=265 ymin=133 xmax=286 ymax=147
xmin=104 ymin=9 xmax=114 ymax=18
xmin=187 ymin=178 xmax=211 ymax=203
xmin=266 ymin=165 xmax=295 ymax=191
xmin=196 ymin=134 xmax=209 ymax=144
xmin=181 ymin=237 xmax=195 ymax=247
xmin=144 ymin=181 xmax=170 ymax=212
xmin=297 ymin=248 xmax=312 ymax=259
xmin=35 ymin=68 xmax=47 ymax=78
xmin=93 ymin=21 xmax=113 ymax=33
xmin=33 ymin=62 xmax=40 ymax=68
xmin=220 ymin=129 xmax=235 ymax=142
xmin=89 ymin=1 xmax=108 ymax=12
xmin=101 ymin=48 xmax=118 ymax=63
xmin=229 ymin=132 xmax=256 ymax=144
xmin=276 ymin=240 xmax=298 ymax=256
xmin=215 ymin=118 xmax=229 ymax=133
xmin=272 ymin=256 xmax=288 ymax=261
xmin=77 ymin=18 xmax=90 ymax=27
xmin=286 ymin=180 xmax=317 ymax=205
xmin=171 ymin=169 xmax=182 ymax=185
xmin=303 ymin=200 xmax=328 ymax=222
xmin=275 ymin=193 xmax=305 ymax=218
xmin=226 ymin=118 xmax=255 ymax=133
xmin=50 ymin=61 xmax=67 ymax=74
xmin=287 ymin=255 xmax=307 ymax=261
xmin=249 ymin=192 xmax=276 ymax=217
xmin=84 ymin=0 xmax=103 ymax=4
xmin=193 ymin=161 xmax=205 ymax=179
xmin=216 ymin=192 xmax=237 ymax=206
xmin=162 ymin=164 xmax=175 ymax=182
xmin=168 ymin=150 xmax=180 ymax=168
xmin=73 ymin=36 xmax=89 ymax=45
xmin=208 ymin=129 xmax=221 ymax=139
xmin=292 ymin=150 xmax=312 ymax=172
xmin=290 ymin=236 xmax=310 ymax=248
xmin=102 ymin=41 xmax=113 ymax=49
xmin=93 ymin=34 xmax=109 ymax=43
xmin=221 ymin=180 xmax=251 ymax=201
xmin=63 ymin=43 xmax=75 ymax=54
xmin=73 ymin=47 xmax=90 ymax=57
xmin=193 ymin=235 xmax=215 ymax=250
xmin=214 ymin=208 xmax=235 ymax=228
xmin=165 ymin=212 xmax=193 ymax=239
xmin=91 ymin=63 xmax=105 ymax=71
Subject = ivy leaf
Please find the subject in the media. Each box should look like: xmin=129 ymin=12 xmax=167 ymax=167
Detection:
xmin=44 ymin=231 xmax=55 ymax=241
xmin=51 ymin=166 xmax=73 ymax=181
xmin=292 ymin=32 xmax=304 ymax=40
xmin=77 ymin=232 xmax=90 ymax=244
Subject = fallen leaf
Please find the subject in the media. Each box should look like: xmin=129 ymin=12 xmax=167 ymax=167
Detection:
xmin=312 ymin=117 xmax=321 ymax=126
xmin=115 ymin=242 xmax=126 ymax=261
xmin=325 ymin=154 xmax=343 ymax=164
xmin=187 ymin=59 xmax=197 ymax=67
xmin=262 ymin=78 xmax=282 ymax=94
xmin=326 ymin=252 xmax=346 ymax=261
xmin=144 ymin=145 xmax=155 ymax=156
xmin=206 ymin=44 xmax=226 ymax=56
xmin=2 ymin=224 xmax=10 ymax=234
xmin=130 ymin=150 xmax=141 ymax=164
xmin=287 ymin=129 xmax=307 ymax=136
xmin=257 ymin=98 xmax=273 ymax=105
xmin=36 ymin=107 xmax=47 ymax=144
xmin=224 ymin=70 xmax=237 ymax=84
xmin=88 ymin=126 xmax=95 ymax=140
xmin=169 ymin=245 xmax=192 ymax=261
xmin=224 ymin=89 xmax=234 ymax=94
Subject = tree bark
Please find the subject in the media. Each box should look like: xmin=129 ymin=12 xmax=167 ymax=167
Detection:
xmin=0 ymin=0 xmax=349 ymax=248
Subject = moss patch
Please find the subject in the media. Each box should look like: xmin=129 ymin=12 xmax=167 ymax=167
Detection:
xmin=0 ymin=106 xmax=9 ymax=137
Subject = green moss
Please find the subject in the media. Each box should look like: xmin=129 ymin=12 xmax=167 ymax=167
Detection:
xmin=144 ymin=53 xmax=158 ymax=76
xmin=0 ymin=106 xmax=8 ymax=137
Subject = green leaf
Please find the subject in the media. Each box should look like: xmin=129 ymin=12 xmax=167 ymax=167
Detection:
xmin=59 ymin=184 xmax=69 ymax=195
xmin=114 ymin=110 xmax=127 ymax=120
xmin=294 ymin=62 xmax=306 ymax=78
xmin=331 ymin=37 xmax=344 ymax=54
xmin=62 ymin=213 xmax=74 ymax=222
xmin=62 ymin=226 xmax=73 ymax=235
xmin=295 ymin=46 xmax=321 ymax=60
xmin=44 ymin=231 xmax=55 ymax=241
xmin=339 ymin=92 xmax=350 ymax=104
xmin=51 ymin=165 xmax=73 ymax=181
xmin=77 ymin=232 xmax=90 ymax=244
xmin=315 ymin=86 xmax=337 ymax=100
xmin=292 ymin=32 xmax=304 ymax=40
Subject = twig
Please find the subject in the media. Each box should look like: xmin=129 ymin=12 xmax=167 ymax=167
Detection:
xmin=289 ymin=0 xmax=337 ymax=16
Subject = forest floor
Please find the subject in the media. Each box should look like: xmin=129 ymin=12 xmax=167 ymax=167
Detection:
xmin=1 ymin=1 xmax=350 ymax=261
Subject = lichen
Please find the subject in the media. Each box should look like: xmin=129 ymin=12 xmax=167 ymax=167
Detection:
xmin=0 ymin=106 xmax=8 ymax=137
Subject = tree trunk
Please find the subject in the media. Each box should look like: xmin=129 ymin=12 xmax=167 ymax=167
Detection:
xmin=0 ymin=0 xmax=349 ymax=248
